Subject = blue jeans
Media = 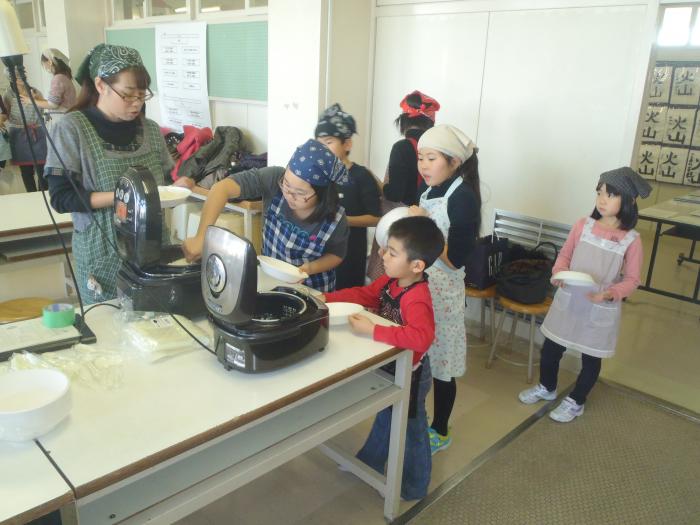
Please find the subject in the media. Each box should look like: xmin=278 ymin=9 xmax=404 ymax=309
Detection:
xmin=356 ymin=356 xmax=432 ymax=500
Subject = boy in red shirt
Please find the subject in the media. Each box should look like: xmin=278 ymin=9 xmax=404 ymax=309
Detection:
xmin=323 ymin=216 xmax=444 ymax=500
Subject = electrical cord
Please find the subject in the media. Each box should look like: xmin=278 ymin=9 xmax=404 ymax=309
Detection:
xmin=8 ymin=65 xmax=216 ymax=356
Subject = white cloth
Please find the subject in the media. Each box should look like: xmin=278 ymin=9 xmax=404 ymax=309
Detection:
xmin=417 ymin=124 xmax=476 ymax=162
xmin=420 ymin=177 xmax=467 ymax=381
xmin=42 ymin=48 xmax=70 ymax=65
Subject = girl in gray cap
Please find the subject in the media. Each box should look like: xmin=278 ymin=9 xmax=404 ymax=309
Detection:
xmin=518 ymin=167 xmax=651 ymax=422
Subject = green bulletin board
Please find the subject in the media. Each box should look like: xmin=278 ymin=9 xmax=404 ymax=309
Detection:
xmin=106 ymin=21 xmax=268 ymax=101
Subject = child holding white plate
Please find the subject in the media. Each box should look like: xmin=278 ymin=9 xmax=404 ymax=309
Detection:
xmin=182 ymin=139 xmax=350 ymax=292
xmin=519 ymin=167 xmax=651 ymax=422
xmin=322 ymin=216 xmax=444 ymax=500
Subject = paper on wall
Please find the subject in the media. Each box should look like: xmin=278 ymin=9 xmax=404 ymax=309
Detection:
xmin=156 ymin=22 xmax=212 ymax=132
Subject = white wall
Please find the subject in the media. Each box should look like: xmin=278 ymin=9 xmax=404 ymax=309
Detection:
xmin=325 ymin=0 xmax=373 ymax=165
xmin=368 ymin=1 xmax=655 ymax=229
xmin=369 ymin=11 xmax=488 ymax=180
xmin=45 ymin=0 xmax=106 ymax=76
xmin=267 ymin=0 xmax=326 ymax=166
xmin=477 ymin=5 xmax=649 ymax=227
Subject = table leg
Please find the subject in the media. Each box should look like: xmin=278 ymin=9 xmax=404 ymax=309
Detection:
xmin=528 ymin=314 xmax=536 ymax=384
xmin=385 ymin=350 xmax=411 ymax=520
xmin=645 ymin=222 xmax=662 ymax=288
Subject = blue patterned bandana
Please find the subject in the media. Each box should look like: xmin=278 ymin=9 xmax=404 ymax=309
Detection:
xmin=288 ymin=139 xmax=349 ymax=187
xmin=75 ymin=44 xmax=144 ymax=85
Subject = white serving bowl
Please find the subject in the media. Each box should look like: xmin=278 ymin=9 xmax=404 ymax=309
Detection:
xmin=258 ymin=256 xmax=309 ymax=284
xmin=375 ymin=207 xmax=410 ymax=249
xmin=158 ymin=186 xmax=192 ymax=208
xmin=0 ymin=369 xmax=71 ymax=442
xmin=552 ymin=270 xmax=597 ymax=287
xmin=327 ymin=302 xmax=364 ymax=326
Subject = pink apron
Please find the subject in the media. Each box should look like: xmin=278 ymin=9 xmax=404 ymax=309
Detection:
xmin=540 ymin=218 xmax=638 ymax=358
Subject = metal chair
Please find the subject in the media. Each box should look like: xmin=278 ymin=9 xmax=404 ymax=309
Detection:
xmin=486 ymin=295 xmax=552 ymax=383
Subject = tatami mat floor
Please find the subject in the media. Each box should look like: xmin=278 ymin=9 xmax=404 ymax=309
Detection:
xmin=407 ymin=382 xmax=700 ymax=525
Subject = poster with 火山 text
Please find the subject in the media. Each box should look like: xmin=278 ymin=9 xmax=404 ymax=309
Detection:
xmin=637 ymin=61 xmax=700 ymax=186
xmin=156 ymin=22 xmax=212 ymax=133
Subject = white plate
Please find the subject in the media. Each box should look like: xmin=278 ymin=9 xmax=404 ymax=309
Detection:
xmin=0 ymin=369 xmax=71 ymax=442
xmin=375 ymin=207 xmax=410 ymax=249
xmin=158 ymin=186 xmax=192 ymax=208
xmin=258 ymin=255 xmax=309 ymax=283
xmin=552 ymin=271 xmax=597 ymax=287
xmin=327 ymin=302 xmax=364 ymax=325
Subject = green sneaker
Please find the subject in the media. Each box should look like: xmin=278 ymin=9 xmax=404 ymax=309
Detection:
xmin=429 ymin=427 xmax=451 ymax=455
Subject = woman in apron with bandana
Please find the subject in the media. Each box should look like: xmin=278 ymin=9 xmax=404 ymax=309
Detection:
xmin=182 ymin=139 xmax=350 ymax=292
xmin=25 ymin=48 xmax=77 ymax=133
xmin=2 ymin=76 xmax=48 ymax=192
xmin=409 ymin=125 xmax=482 ymax=454
xmin=44 ymin=45 xmax=188 ymax=303
xmin=519 ymin=167 xmax=651 ymax=422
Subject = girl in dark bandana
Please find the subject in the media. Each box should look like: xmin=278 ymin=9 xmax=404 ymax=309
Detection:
xmin=183 ymin=139 xmax=350 ymax=292
xmin=315 ymin=103 xmax=381 ymax=289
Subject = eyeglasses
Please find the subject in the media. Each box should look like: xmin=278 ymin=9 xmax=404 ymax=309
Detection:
xmin=106 ymin=82 xmax=154 ymax=103
xmin=278 ymin=178 xmax=316 ymax=202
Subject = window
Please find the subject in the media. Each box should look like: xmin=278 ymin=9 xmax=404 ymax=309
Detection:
xmin=113 ymin=0 xmax=144 ymax=21
xmin=200 ymin=0 xmax=245 ymax=13
xmin=655 ymin=5 xmax=700 ymax=47
xmin=152 ymin=0 xmax=187 ymax=16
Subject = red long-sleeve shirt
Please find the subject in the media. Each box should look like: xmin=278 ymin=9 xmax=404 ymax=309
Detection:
xmin=325 ymin=275 xmax=435 ymax=365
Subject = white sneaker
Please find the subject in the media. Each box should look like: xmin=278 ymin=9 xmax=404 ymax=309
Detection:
xmin=549 ymin=396 xmax=584 ymax=423
xmin=518 ymin=384 xmax=557 ymax=404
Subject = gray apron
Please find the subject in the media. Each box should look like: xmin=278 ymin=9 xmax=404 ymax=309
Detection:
xmin=540 ymin=217 xmax=638 ymax=358
xmin=71 ymin=113 xmax=165 ymax=304
xmin=420 ymin=177 xmax=467 ymax=381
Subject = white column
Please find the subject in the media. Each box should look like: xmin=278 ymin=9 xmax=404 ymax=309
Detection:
xmin=267 ymin=0 xmax=327 ymax=166
xmin=45 ymin=0 xmax=106 ymax=70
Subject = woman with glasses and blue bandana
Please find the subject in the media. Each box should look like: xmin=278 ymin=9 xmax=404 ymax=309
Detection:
xmin=183 ymin=139 xmax=350 ymax=292
xmin=44 ymin=44 xmax=191 ymax=303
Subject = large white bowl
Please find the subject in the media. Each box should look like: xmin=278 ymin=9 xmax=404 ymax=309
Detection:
xmin=552 ymin=270 xmax=597 ymax=287
xmin=158 ymin=186 xmax=192 ymax=208
xmin=375 ymin=207 xmax=410 ymax=249
xmin=327 ymin=302 xmax=364 ymax=326
xmin=0 ymin=369 xmax=71 ymax=442
xmin=258 ymin=256 xmax=309 ymax=284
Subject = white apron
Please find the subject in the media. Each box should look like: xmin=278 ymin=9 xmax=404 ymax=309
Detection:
xmin=540 ymin=218 xmax=638 ymax=358
xmin=421 ymin=177 xmax=467 ymax=381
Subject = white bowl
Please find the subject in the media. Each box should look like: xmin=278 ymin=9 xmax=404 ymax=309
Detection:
xmin=375 ymin=207 xmax=410 ymax=249
xmin=327 ymin=302 xmax=364 ymax=326
xmin=258 ymin=256 xmax=309 ymax=284
xmin=158 ymin=186 xmax=192 ymax=208
xmin=0 ymin=369 xmax=71 ymax=442
xmin=552 ymin=271 xmax=597 ymax=287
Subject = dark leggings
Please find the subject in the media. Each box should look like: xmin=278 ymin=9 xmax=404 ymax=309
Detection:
xmin=539 ymin=338 xmax=602 ymax=405
xmin=20 ymin=164 xmax=47 ymax=192
xmin=431 ymin=377 xmax=456 ymax=436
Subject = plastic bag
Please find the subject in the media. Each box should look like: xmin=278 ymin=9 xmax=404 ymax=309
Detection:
xmin=5 ymin=346 xmax=124 ymax=390
xmin=118 ymin=311 xmax=211 ymax=362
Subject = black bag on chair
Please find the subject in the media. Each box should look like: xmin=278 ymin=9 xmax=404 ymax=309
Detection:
xmin=496 ymin=242 xmax=558 ymax=304
xmin=464 ymin=235 xmax=510 ymax=289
